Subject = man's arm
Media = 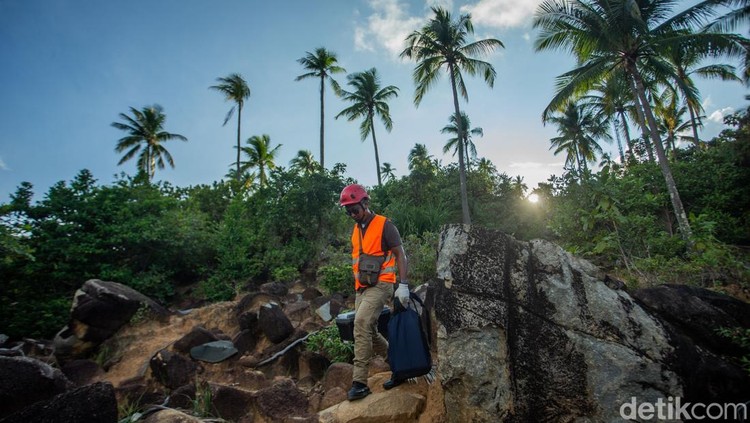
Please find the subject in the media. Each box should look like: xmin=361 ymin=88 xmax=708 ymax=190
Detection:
xmin=390 ymin=244 xmax=408 ymax=283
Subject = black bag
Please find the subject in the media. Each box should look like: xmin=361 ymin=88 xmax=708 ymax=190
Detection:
xmin=387 ymin=292 xmax=432 ymax=381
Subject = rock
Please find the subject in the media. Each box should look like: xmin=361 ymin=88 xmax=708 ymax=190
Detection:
xmin=173 ymin=325 xmax=221 ymax=353
xmin=259 ymin=303 xmax=294 ymax=343
xmin=302 ymin=287 xmax=323 ymax=300
xmin=53 ymin=279 xmax=168 ymax=362
xmin=434 ymin=225 xmax=683 ymax=422
xmin=238 ymin=310 xmax=260 ymax=332
xmin=210 ymin=384 xmax=255 ymax=422
xmin=298 ymin=350 xmax=330 ymax=382
xmin=236 ymin=292 xmax=278 ymax=317
xmin=0 ymin=356 xmax=74 ymax=417
xmin=115 ymin=376 xmax=166 ymax=411
xmin=255 ymin=378 xmax=310 ymax=421
xmin=60 ymin=359 xmax=105 ymax=386
xmin=142 ymin=408 xmax=203 ymax=423
xmin=164 ymin=384 xmax=196 ymax=410
xmin=232 ymin=329 xmax=259 ymax=356
xmin=320 ymin=386 xmax=347 ymax=410
xmin=0 ymin=381 xmax=117 ymax=423
xmin=632 ymin=284 xmax=750 ymax=353
xmin=150 ymin=349 xmax=198 ymax=389
xmin=260 ymin=281 xmax=289 ymax=297
xmin=632 ymin=284 xmax=750 ymax=403
xmin=315 ymin=301 xmax=333 ymax=321
xmin=322 ymin=362 xmax=353 ymax=393
xmin=285 ymin=300 xmax=312 ymax=325
xmin=318 ymin=391 xmax=425 ymax=423
xmin=368 ymin=356 xmax=390 ymax=376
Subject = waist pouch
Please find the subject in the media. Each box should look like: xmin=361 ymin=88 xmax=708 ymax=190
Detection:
xmin=358 ymin=254 xmax=385 ymax=287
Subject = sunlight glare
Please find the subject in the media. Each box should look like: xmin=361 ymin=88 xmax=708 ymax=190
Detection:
xmin=527 ymin=193 xmax=539 ymax=203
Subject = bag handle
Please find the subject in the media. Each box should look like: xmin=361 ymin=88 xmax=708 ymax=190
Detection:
xmin=393 ymin=291 xmax=425 ymax=312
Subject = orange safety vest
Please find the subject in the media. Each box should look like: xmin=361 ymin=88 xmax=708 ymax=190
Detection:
xmin=351 ymin=214 xmax=397 ymax=291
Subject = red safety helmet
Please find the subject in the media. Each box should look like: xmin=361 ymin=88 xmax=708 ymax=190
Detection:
xmin=339 ymin=184 xmax=368 ymax=206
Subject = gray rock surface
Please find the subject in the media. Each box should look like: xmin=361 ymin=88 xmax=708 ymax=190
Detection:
xmin=434 ymin=225 xmax=684 ymax=422
xmin=0 ymin=356 xmax=74 ymax=417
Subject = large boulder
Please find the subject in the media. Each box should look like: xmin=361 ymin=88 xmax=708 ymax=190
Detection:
xmin=0 ymin=381 xmax=117 ymax=423
xmin=632 ymin=284 xmax=750 ymax=404
xmin=0 ymin=356 xmax=74 ymax=417
xmin=258 ymin=302 xmax=294 ymax=343
xmin=54 ymin=279 xmax=168 ymax=362
xmin=433 ymin=225 xmax=750 ymax=422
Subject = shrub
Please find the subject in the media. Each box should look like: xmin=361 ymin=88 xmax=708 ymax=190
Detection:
xmin=272 ymin=266 xmax=301 ymax=283
xmin=198 ymin=275 xmax=236 ymax=302
xmin=306 ymin=325 xmax=354 ymax=363
xmin=716 ymin=327 xmax=750 ymax=376
xmin=317 ymin=264 xmax=354 ymax=296
xmin=403 ymin=231 xmax=438 ymax=285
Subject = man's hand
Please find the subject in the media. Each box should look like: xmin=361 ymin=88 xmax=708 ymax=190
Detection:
xmin=395 ymin=282 xmax=410 ymax=306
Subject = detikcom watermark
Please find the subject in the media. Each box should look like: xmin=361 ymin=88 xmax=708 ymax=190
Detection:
xmin=620 ymin=397 xmax=749 ymax=421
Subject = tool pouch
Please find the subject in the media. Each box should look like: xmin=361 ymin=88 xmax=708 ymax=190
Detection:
xmin=358 ymin=254 xmax=385 ymax=287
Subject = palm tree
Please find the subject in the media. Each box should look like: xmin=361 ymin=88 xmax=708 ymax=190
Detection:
xmin=408 ymin=143 xmax=435 ymax=174
xmin=546 ymin=102 xmax=610 ymax=176
xmin=654 ymin=89 xmax=694 ymax=155
xmin=510 ymin=175 xmax=528 ymax=198
xmin=289 ymin=149 xmax=321 ymax=175
xmin=476 ymin=158 xmax=497 ymax=176
xmin=581 ymin=72 xmax=635 ymax=162
xmin=706 ymin=0 xmax=750 ymax=80
xmin=441 ymin=111 xmax=483 ymax=171
xmin=112 ymin=105 xmax=187 ymax=180
xmin=225 ymin=168 xmax=256 ymax=191
xmin=239 ymin=134 xmax=281 ymax=188
xmin=401 ymin=6 xmax=504 ymax=225
xmin=336 ymin=68 xmax=399 ymax=186
xmin=380 ymin=162 xmax=397 ymax=182
xmin=534 ymin=0 xmax=747 ymax=242
xmin=210 ymin=73 xmax=251 ymax=180
xmin=295 ymin=48 xmax=346 ymax=168
xmin=663 ymin=36 xmax=741 ymax=145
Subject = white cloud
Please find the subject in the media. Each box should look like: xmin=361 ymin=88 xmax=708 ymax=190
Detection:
xmin=708 ymin=107 xmax=734 ymax=123
xmin=460 ymin=0 xmax=542 ymax=29
xmin=353 ymin=0 xmax=424 ymax=56
xmin=0 ymin=156 xmax=8 ymax=171
xmin=509 ymin=161 xmax=559 ymax=169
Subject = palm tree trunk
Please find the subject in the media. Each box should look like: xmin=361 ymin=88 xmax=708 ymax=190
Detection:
xmin=630 ymin=65 xmax=693 ymax=244
xmin=449 ymin=63 xmax=471 ymax=225
xmin=618 ymin=109 xmax=634 ymax=159
xmin=627 ymin=76 xmax=655 ymax=162
xmin=236 ymin=103 xmax=242 ymax=180
xmin=149 ymin=146 xmax=155 ymax=181
xmin=319 ymin=75 xmax=325 ymax=168
xmin=612 ymin=119 xmax=625 ymax=163
xmin=688 ymin=105 xmax=701 ymax=147
xmin=370 ymin=115 xmax=382 ymax=187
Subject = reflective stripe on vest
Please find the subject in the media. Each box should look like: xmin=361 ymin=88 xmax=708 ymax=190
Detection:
xmin=351 ymin=214 xmax=397 ymax=291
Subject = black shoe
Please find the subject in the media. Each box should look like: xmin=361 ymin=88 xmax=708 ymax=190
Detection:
xmin=383 ymin=378 xmax=404 ymax=390
xmin=347 ymin=382 xmax=371 ymax=400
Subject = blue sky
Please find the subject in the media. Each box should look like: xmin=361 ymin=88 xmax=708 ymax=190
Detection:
xmin=1 ymin=0 xmax=747 ymax=203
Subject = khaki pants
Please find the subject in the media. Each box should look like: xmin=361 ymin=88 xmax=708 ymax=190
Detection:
xmin=352 ymin=281 xmax=394 ymax=384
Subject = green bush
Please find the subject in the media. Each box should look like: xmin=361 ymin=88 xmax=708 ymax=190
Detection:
xmin=716 ymin=327 xmax=750 ymax=376
xmin=272 ymin=266 xmax=301 ymax=283
xmin=305 ymin=325 xmax=354 ymax=363
xmin=403 ymin=231 xmax=438 ymax=285
xmin=198 ymin=275 xmax=236 ymax=302
xmin=317 ymin=264 xmax=353 ymax=296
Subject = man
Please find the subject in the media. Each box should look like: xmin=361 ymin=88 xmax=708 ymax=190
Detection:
xmin=339 ymin=183 xmax=410 ymax=401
